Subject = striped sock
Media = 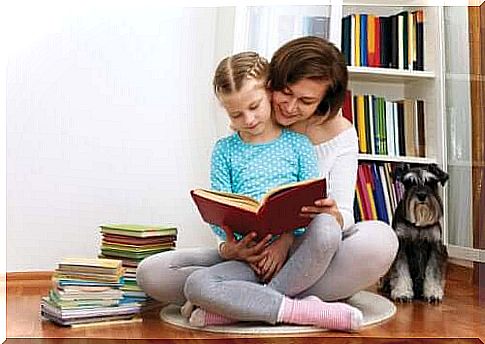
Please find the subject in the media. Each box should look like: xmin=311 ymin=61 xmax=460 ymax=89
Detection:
xmin=277 ymin=295 xmax=363 ymax=332
xmin=188 ymin=308 xmax=237 ymax=327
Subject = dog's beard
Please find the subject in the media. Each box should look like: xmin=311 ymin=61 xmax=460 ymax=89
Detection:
xmin=408 ymin=197 xmax=441 ymax=227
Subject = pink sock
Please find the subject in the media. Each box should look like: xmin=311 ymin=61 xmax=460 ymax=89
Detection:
xmin=188 ymin=308 xmax=237 ymax=327
xmin=278 ymin=295 xmax=363 ymax=332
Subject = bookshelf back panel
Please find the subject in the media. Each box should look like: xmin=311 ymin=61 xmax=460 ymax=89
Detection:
xmin=242 ymin=6 xmax=332 ymax=59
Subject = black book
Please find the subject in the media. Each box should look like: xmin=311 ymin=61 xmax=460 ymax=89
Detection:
xmin=390 ymin=15 xmax=399 ymax=69
xmin=342 ymin=15 xmax=351 ymax=65
xmin=364 ymin=95 xmax=372 ymax=154
xmin=416 ymin=99 xmax=426 ymax=157
xmin=379 ymin=16 xmax=391 ymax=68
xmin=415 ymin=10 xmax=424 ymax=71
xmin=396 ymin=101 xmax=406 ymax=156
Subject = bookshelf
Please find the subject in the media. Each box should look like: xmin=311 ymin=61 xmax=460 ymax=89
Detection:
xmin=232 ymin=1 xmax=448 ymax=238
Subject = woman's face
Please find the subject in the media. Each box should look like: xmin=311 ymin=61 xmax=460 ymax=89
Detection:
xmin=272 ymin=78 xmax=330 ymax=127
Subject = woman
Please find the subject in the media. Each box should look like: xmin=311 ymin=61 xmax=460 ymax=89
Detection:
xmin=136 ymin=37 xmax=398 ymax=332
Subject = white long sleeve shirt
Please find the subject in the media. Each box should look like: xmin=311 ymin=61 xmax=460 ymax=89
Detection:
xmin=314 ymin=126 xmax=359 ymax=231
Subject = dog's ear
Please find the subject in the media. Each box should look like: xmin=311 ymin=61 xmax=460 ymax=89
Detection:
xmin=393 ymin=163 xmax=411 ymax=183
xmin=427 ymin=163 xmax=449 ymax=186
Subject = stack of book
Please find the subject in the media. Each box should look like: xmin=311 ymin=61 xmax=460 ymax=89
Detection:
xmin=41 ymin=258 xmax=142 ymax=327
xmin=98 ymin=224 xmax=177 ymax=303
xmin=341 ymin=10 xmax=425 ymax=70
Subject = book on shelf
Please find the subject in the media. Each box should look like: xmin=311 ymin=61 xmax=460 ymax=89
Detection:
xmin=342 ymin=10 xmax=424 ymax=70
xmin=354 ymin=161 xmax=413 ymax=224
xmin=343 ymin=89 xmax=426 ymax=159
xmin=191 ymin=178 xmax=327 ymax=238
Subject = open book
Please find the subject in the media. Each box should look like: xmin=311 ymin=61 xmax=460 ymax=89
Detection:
xmin=190 ymin=178 xmax=326 ymax=238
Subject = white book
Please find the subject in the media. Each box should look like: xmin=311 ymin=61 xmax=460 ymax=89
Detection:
xmin=393 ymin=102 xmax=400 ymax=156
xmin=379 ymin=165 xmax=393 ymax=224
xmin=385 ymin=101 xmax=394 ymax=156
xmin=398 ymin=15 xmax=404 ymax=69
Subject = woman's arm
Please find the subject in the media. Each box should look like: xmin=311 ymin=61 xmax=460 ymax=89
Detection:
xmin=300 ymin=130 xmax=358 ymax=230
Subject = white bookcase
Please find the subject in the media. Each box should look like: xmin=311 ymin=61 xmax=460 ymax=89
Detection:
xmin=232 ymin=1 xmax=449 ymax=242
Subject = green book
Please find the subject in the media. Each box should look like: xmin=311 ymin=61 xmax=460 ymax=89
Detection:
xmin=99 ymin=224 xmax=177 ymax=238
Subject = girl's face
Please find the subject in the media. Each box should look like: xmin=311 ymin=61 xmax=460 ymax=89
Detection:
xmin=272 ymin=78 xmax=330 ymax=127
xmin=219 ymin=79 xmax=273 ymax=143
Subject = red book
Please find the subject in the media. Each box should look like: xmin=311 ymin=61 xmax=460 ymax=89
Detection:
xmin=191 ymin=178 xmax=327 ymax=239
xmin=342 ymin=89 xmax=353 ymax=123
xmin=375 ymin=16 xmax=381 ymax=67
xmin=357 ymin=165 xmax=371 ymax=220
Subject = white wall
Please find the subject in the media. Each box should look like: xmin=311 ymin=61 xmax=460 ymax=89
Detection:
xmin=6 ymin=3 xmax=235 ymax=271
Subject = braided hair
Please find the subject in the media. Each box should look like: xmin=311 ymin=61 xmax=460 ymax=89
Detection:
xmin=213 ymin=52 xmax=269 ymax=97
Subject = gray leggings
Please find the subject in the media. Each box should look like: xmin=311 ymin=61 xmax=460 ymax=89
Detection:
xmin=136 ymin=214 xmax=398 ymax=324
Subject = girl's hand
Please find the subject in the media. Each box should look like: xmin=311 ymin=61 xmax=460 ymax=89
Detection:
xmin=300 ymin=197 xmax=344 ymax=228
xmin=219 ymin=228 xmax=272 ymax=265
xmin=257 ymin=232 xmax=294 ymax=282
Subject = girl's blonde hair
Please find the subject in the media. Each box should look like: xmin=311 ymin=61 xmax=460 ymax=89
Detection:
xmin=213 ymin=52 xmax=269 ymax=97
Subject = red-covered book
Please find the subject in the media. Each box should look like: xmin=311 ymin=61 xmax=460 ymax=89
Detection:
xmin=191 ymin=178 xmax=327 ymax=238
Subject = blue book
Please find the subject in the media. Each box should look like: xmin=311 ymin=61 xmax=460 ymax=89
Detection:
xmin=371 ymin=164 xmax=389 ymax=223
xmin=360 ymin=14 xmax=368 ymax=66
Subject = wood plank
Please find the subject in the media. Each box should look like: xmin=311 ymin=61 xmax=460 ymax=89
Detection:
xmin=7 ymin=271 xmax=53 ymax=281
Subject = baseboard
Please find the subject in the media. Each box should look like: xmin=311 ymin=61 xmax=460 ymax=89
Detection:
xmin=7 ymin=271 xmax=53 ymax=281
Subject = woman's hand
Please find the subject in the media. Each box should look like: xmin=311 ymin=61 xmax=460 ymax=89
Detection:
xmin=255 ymin=232 xmax=294 ymax=282
xmin=219 ymin=229 xmax=272 ymax=267
xmin=300 ymin=197 xmax=344 ymax=228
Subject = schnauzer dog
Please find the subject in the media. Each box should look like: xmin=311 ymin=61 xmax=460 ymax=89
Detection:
xmin=380 ymin=163 xmax=449 ymax=303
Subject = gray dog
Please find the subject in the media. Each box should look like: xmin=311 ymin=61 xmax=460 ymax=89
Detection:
xmin=380 ymin=163 xmax=449 ymax=303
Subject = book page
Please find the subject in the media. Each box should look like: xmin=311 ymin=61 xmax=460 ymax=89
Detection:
xmin=192 ymin=189 xmax=260 ymax=212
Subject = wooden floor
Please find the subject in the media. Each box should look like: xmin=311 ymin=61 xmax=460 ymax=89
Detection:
xmin=5 ymin=264 xmax=485 ymax=344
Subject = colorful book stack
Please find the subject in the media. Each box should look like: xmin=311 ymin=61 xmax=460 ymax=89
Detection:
xmin=354 ymin=162 xmax=406 ymax=225
xmin=98 ymin=224 xmax=177 ymax=303
xmin=341 ymin=90 xmax=426 ymax=158
xmin=341 ymin=10 xmax=425 ymax=70
xmin=41 ymin=258 xmax=142 ymax=327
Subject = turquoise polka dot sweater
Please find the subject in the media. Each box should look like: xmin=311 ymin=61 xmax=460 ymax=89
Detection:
xmin=210 ymin=128 xmax=319 ymax=241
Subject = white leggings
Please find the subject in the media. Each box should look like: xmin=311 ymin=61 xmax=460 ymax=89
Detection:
xmin=136 ymin=214 xmax=398 ymax=323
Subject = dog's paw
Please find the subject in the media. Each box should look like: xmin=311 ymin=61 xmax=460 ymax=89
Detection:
xmin=424 ymin=295 xmax=443 ymax=304
xmin=390 ymin=288 xmax=414 ymax=303
xmin=393 ymin=295 xmax=414 ymax=303
xmin=423 ymin=279 xmax=444 ymax=304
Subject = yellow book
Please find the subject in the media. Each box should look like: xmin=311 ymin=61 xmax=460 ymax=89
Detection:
xmin=365 ymin=183 xmax=378 ymax=220
xmin=356 ymin=95 xmax=367 ymax=153
xmin=59 ymin=258 xmax=122 ymax=270
xmin=355 ymin=186 xmax=365 ymax=220
xmin=368 ymin=15 xmax=375 ymax=67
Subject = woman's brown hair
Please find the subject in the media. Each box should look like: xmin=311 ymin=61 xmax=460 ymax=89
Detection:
xmin=269 ymin=36 xmax=348 ymax=118
xmin=213 ymin=51 xmax=269 ymax=97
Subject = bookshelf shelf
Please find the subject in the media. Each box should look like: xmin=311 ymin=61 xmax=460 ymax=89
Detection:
xmin=358 ymin=154 xmax=436 ymax=164
xmin=348 ymin=66 xmax=435 ymax=83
